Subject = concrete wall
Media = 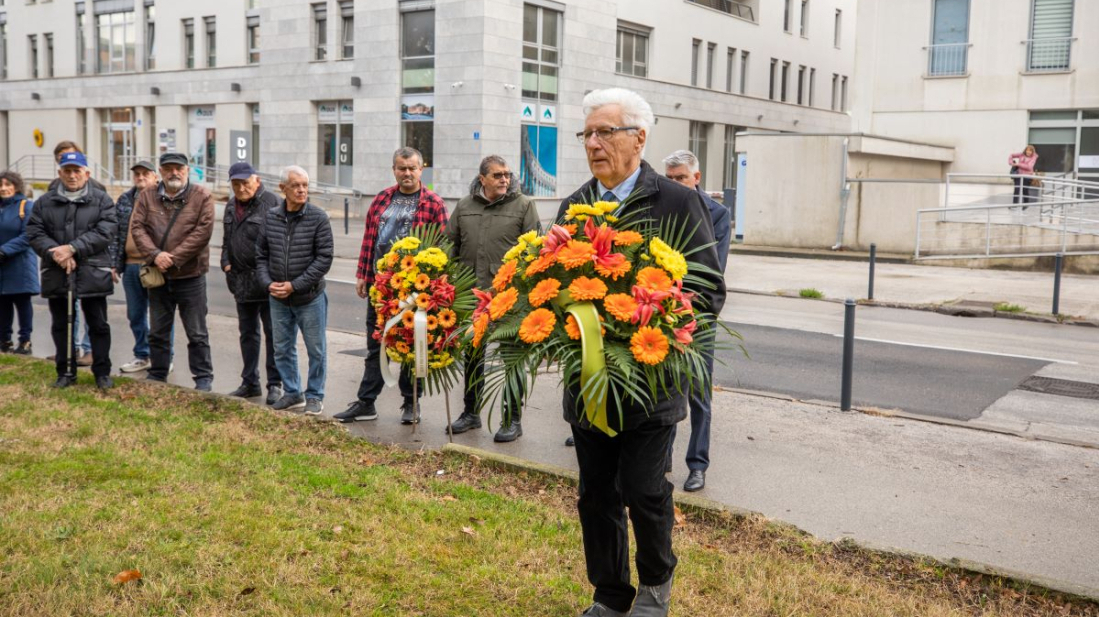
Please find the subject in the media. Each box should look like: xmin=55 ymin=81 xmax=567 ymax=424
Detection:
xmin=7 ymin=109 xmax=84 ymax=163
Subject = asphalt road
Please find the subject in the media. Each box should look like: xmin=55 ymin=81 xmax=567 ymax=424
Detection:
xmin=203 ymin=268 xmax=1047 ymax=422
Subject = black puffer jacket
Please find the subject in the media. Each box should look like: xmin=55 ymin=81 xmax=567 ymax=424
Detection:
xmin=112 ymin=186 xmax=138 ymax=271
xmin=255 ymin=201 xmax=334 ymax=307
xmin=26 ymin=185 xmax=117 ymax=299
xmin=221 ymin=185 xmax=279 ymax=303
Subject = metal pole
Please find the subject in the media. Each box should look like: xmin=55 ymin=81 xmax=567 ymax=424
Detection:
xmin=868 ymin=243 xmax=877 ymax=300
xmin=841 ymin=298 xmax=856 ymax=411
xmin=1053 ymin=252 xmax=1063 ymax=315
xmin=343 ymin=198 xmax=350 ymax=235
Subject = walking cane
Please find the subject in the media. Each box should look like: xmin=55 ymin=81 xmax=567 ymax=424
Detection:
xmin=66 ymin=269 xmax=77 ymax=380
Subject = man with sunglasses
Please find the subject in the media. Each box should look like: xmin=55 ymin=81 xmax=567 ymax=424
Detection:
xmin=444 ymin=155 xmax=540 ymax=442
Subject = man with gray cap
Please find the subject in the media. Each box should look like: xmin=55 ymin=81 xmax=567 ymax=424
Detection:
xmin=222 ymin=162 xmax=283 ymax=404
xmin=112 ymin=159 xmax=160 ymax=373
xmin=130 ymin=152 xmax=216 ymax=391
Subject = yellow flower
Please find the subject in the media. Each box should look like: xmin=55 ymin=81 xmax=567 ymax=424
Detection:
xmin=592 ymin=200 xmax=619 ymax=214
xmin=392 ymin=236 xmax=422 ymax=252
xmin=518 ymin=230 xmax=539 ymax=245
xmin=386 ymin=348 xmax=403 ymax=362
xmin=503 ymin=241 xmax=527 ymax=263
xmin=649 ymin=238 xmax=687 ymax=281
xmin=414 ymin=247 xmax=449 ymax=270
xmin=564 ymin=203 xmax=601 ymax=220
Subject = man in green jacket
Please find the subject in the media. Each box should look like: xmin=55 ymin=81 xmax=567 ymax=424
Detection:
xmin=445 ymin=155 xmax=540 ymax=442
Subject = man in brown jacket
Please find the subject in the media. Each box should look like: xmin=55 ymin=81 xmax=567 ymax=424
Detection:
xmin=130 ymin=152 xmax=215 ymax=390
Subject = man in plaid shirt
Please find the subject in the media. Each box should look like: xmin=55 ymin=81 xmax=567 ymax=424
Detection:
xmin=335 ymin=147 xmax=449 ymax=425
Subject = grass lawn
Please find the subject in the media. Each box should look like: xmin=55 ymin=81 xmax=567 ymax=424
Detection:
xmin=0 ymin=355 xmax=1095 ymax=616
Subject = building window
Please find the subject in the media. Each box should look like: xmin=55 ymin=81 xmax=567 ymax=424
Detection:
xmin=615 ymin=23 xmax=648 ymax=78
xmin=75 ymin=9 xmax=86 ymax=74
xmin=831 ymin=73 xmax=838 ymax=110
xmin=313 ymin=3 xmax=327 ymax=61
xmin=706 ymin=42 xmax=716 ymax=89
xmin=317 ymin=101 xmax=354 ymax=187
xmin=686 ymin=0 xmax=755 ymax=22
xmin=96 ymin=10 xmax=136 ymax=74
xmin=521 ymin=4 xmax=561 ymax=102
xmin=841 ymin=75 xmax=848 ymax=111
xmin=28 ymin=34 xmax=38 ymax=79
xmin=246 ymin=15 xmax=259 ymax=64
xmin=204 ymin=17 xmax=215 ymax=67
xmin=251 ymin=104 xmax=260 ymax=167
xmin=0 ymin=21 xmax=7 ymax=80
xmin=928 ymin=0 xmax=970 ymax=76
xmin=739 ymin=50 xmax=749 ymax=94
xmin=783 ymin=0 xmax=792 ymax=32
xmin=834 ymin=9 xmax=842 ymax=47
xmin=725 ymin=47 xmax=735 ymax=92
xmin=808 ymin=67 xmax=816 ymax=106
xmin=780 ymin=61 xmax=790 ymax=102
xmin=340 ymin=1 xmax=353 ymax=59
xmin=723 ymin=125 xmax=740 ymax=190
xmin=800 ymin=0 xmax=809 ymax=36
xmin=1027 ymin=0 xmax=1074 ymax=72
xmin=402 ymin=8 xmax=435 ymax=94
xmin=689 ymin=121 xmax=710 ymax=181
xmin=1028 ymin=110 xmax=1099 ymax=176
xmin=182 ymin=18 xmax=194 ymax=69
xmin=796 ymin=65 xmax=805 ymax=105
xmin=44 ymin=32 xmax=53 ymax=77
xmin=144 ymin=5 xmax=155 ymax=70
xmin=690 ymin=39 xmax=700 ymax=86
xmin=768 ymin=58 xmax=777 ymax=100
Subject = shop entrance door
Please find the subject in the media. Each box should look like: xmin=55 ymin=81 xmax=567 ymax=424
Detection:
xmin=103 ymin=108 xmax=134 ymax=182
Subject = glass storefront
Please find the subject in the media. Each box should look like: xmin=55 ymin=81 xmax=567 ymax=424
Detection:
xmin=188 ymin=106 xmax=216 ymax=182
xmin=1028 ymin=109 xmax=1099 ymax=181
xmin=101 ymin=107 xmax=134 ymax=181
xmin=317 ymin=101 xmax=353 ymax=187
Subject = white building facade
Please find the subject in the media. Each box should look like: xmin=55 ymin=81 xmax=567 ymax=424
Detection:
xmin=0 ymin=0 xmax=854 ymax=199
xmin=853 ymin=0 xmax=1099 ymax=179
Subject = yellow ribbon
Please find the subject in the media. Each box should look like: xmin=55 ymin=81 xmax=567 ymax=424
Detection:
xmin=381 ymin=292 xmax=429 ymax=386
xmin=558 ymin=293 xmax=616 ymax=437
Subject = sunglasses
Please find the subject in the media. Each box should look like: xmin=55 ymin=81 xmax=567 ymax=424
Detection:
xmin=485 ymin=172 xmax=511 ymax=180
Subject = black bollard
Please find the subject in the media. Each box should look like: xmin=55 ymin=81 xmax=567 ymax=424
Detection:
xmin=841 ymin=298 xmax=856 ymax=411
xmin=344 ymin=197 xmax=350 ymax=235
xmin=868 ymin=243 xmax=877 ymax=301
xmin=1053 ymin=253 xmax=1063 ymax=315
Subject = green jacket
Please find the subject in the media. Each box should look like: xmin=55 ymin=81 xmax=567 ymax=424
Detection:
xmin=447 ymin=177 xmax=540 ymax=289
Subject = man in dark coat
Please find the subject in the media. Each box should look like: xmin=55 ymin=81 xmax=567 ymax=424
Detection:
xmin=26 ymin=152 xmax=117 ymax=389
xmin=112 ymin=160 xmax=161 ymax=374
xmin=221 ymin=162 xmax=283 ymax=405
xmin=558 ymin=89 xmax=726 ymax=617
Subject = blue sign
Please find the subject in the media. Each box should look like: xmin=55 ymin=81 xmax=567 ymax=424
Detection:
xmin=473 ymin=132 xmax=480 ymax=141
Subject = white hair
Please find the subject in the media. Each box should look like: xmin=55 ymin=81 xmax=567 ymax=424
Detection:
xmin=280 ymin=165 xmax=310 ymax=183
xmin=662 ymin=150 xmax=699 ymax=173
xmin=582 ymin=88 xmax=655 ymax=136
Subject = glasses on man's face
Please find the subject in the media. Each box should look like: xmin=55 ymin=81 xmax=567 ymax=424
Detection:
xmin=575 ymin=126 xmax=639 ymax=145
xmin=486 ymin=171 xmax=510 ymax=180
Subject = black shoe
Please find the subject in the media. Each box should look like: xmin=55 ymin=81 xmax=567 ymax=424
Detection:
xmin=266 ymin=384 xmax=284 ymax=406
xmin=494 ymin=421 xmax=523 ymax=443
xmin=52 ymin=374 xmax=77 ymax=389
xmin=195 ymin=379 xmax=213 ymax=393
xmin=13 ymin=341 xmax=33 ymax=355
xmin=446 ymin=410 xmax=482 ymax=435
xmin=96 ymin=375 xmax=114 ymax=391
xmin=565 ymin=436 xmax=575 ymax=447
xmin=400 ymin=400 xmax=420 ymax=425
xmin=334 ymin=400 xmax=377 ymax=423
xmin=684 ymin=470 xmax=706 ymax=492
xmin=0 ymin=341 xmax=12 ymax=353
xmin=229 ymin=384 xmax=263 ymax=398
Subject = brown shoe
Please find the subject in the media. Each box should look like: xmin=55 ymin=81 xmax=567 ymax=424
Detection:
xmin=76 ymin=353 xmax=94 ymax=367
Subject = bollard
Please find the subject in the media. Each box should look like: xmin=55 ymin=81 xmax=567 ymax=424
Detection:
xmin=868 ymin=243 xmax=877 ymax=301
xmin=1053 ymin=253 xmax=1063 ymax=315
xmin=344 ymin=198 xmax=350 ymax=235
xmin=841 ymin=298 xmax=856 ymax=411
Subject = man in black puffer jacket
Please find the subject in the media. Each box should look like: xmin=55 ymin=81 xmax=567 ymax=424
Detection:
xmin=221 ymin=163 xmax=283 ymax=405
xmin=26 ymin=152 xmax=118 ymax=389
xmin=255 ymin=165 xmax=333 ymax=416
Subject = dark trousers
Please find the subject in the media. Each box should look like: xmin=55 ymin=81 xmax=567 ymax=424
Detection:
xmin=572 ymin=422 xmax=678 ymax=613
xmin=0 ymin=292 xmax=34 ymax=344
xmin=48 ymin=295 xmax=110 ymax=378
xmin=463 ymin=347 xmax=523 ymax=424
xmin=1012 ymin=176 xmax=1036 ymax=205
xmin=356 ymin=302 xmax=417 ymax=403
xmin=669 ymin=346 xmax=714 ymax=472
xmin=236 ymin=300 xmax=281 ymax=389
xmin=148 ymin=275 xmax=213 ymax=384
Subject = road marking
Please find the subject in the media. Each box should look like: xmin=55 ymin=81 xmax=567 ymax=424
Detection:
xmin=834 ymin=335 xmax=1079 ymax=365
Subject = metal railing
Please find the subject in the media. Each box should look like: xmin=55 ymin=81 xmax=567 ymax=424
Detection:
xmin=687 ymin=0 xmax=755 ymax=21
xmin=943 ymin=172 xmax=1099 ymax=210
xmin=5 ymin=154 xmax=116 ymax=187
xmin=925 ymin=43 xmax=969 ymax=77
xmin=1024 ymin=37 xmax=1074 ymax=73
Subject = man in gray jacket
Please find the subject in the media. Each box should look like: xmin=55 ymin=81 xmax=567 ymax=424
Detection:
xmin=444 ymin=155 xmax=540 ymax=442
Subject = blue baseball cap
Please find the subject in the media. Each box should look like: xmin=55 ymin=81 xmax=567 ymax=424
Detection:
xmin=229 ymin=162 xmax=258 ymax=180
xmin=59 ymin=151 xmax=88 ymax=168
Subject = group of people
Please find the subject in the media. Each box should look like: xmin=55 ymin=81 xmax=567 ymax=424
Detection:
xmin=4 ymin=87 xmax=729 ymax=616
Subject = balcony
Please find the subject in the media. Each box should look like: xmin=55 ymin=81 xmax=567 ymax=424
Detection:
xmin=925 ymin=43 xmax=969 ymax=77
xmin=686 ymin=0 xmax=756 ymax=22
xmin=1024 ymin=37 xmax=1074 ymax=73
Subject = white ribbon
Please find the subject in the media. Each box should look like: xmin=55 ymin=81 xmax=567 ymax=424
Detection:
xmin=381 ymin=292 xmax=429 ymax=386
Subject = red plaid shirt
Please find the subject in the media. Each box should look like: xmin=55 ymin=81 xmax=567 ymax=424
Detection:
xmin=356 ymin=184 xmax=449 ymax=285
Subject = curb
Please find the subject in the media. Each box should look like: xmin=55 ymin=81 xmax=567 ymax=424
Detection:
xmin=440 ymin=443 xmax=1099 ymax=604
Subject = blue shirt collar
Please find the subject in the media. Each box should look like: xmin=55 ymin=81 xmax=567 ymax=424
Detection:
xmin=597 ymin=165 xmax=643 ymax=202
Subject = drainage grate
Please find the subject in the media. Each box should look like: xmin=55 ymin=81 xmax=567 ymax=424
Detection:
xmin=1018 ymin=376 xmax=1099 ymax=401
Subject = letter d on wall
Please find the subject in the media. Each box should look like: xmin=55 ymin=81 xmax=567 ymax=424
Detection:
xmin=230 ymin=130 xmax=252 ymax=165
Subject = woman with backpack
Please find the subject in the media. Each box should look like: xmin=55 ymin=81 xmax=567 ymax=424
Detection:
xmin=0 ymin=171 xmax=41 ymax=355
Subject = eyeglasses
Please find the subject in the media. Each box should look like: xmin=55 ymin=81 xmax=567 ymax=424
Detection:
xmin=575 ymin=126 xmax=639 ymax=144
xmin=485 ymin=171 xmax=510 ymax=180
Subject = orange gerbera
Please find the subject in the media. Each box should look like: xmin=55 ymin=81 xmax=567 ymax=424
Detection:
xmin=594 ymin=257 xmax=632 ymax=280
xmin=400 ymin=255 xmax=416 ymax=271
xmin=438 ymin=308 xmax=457 ymax=329
xmin=493 ymin=260 xmax=518 ymax=292
xmin=488 ymin=287 xmax=519 ymax=320
xmin=471 ymin=313 xmax=489 ymax=348
xmin=564 ymin=314 xmax=582 ymax=340
xmin=568 ymin=276 xmax=608 ymax=301
xmin=525 ymin=253 xmax=556 ymax=277
xmin=415 ymin=273 xmax=431 ymax=290
xmin=529 ymin=279 xmax=562 ymax=307
xmin=636 ymin=267 xmax=673 ymax=292
xmin=614 ymin=230 xmax=644 ymax=246
xmin=395 ymin=341 xmax=411 ymax=354
xmin=556 ymin=240 xmax=595 ymax=270
xmin=630 ymin=326 xmax=669 ymax=365
xmin=604 ymin=293 xmax=639 ymax=322
xmin=416 ymin=293 xmax=433 ymax=310
xmin=519 ymin=308 xmax=556 ymax=344
xmin=426 ymin=315 xmax=438 ymax=330
xmin=401 ymin=310 xmax=415 ymax=329
xmin=562 ymin=224 xmax=578 ymax=235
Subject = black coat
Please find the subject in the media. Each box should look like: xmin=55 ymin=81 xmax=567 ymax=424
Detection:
xmin=221 ymin=185 xmax=279 ymax=303
xmin=255 ymin=201 xmax=334 ymax=307
xmin=26 ymin=185 xmax=117 ymax=299
xmin=557 ymin=160 xmax=727 ymax=432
